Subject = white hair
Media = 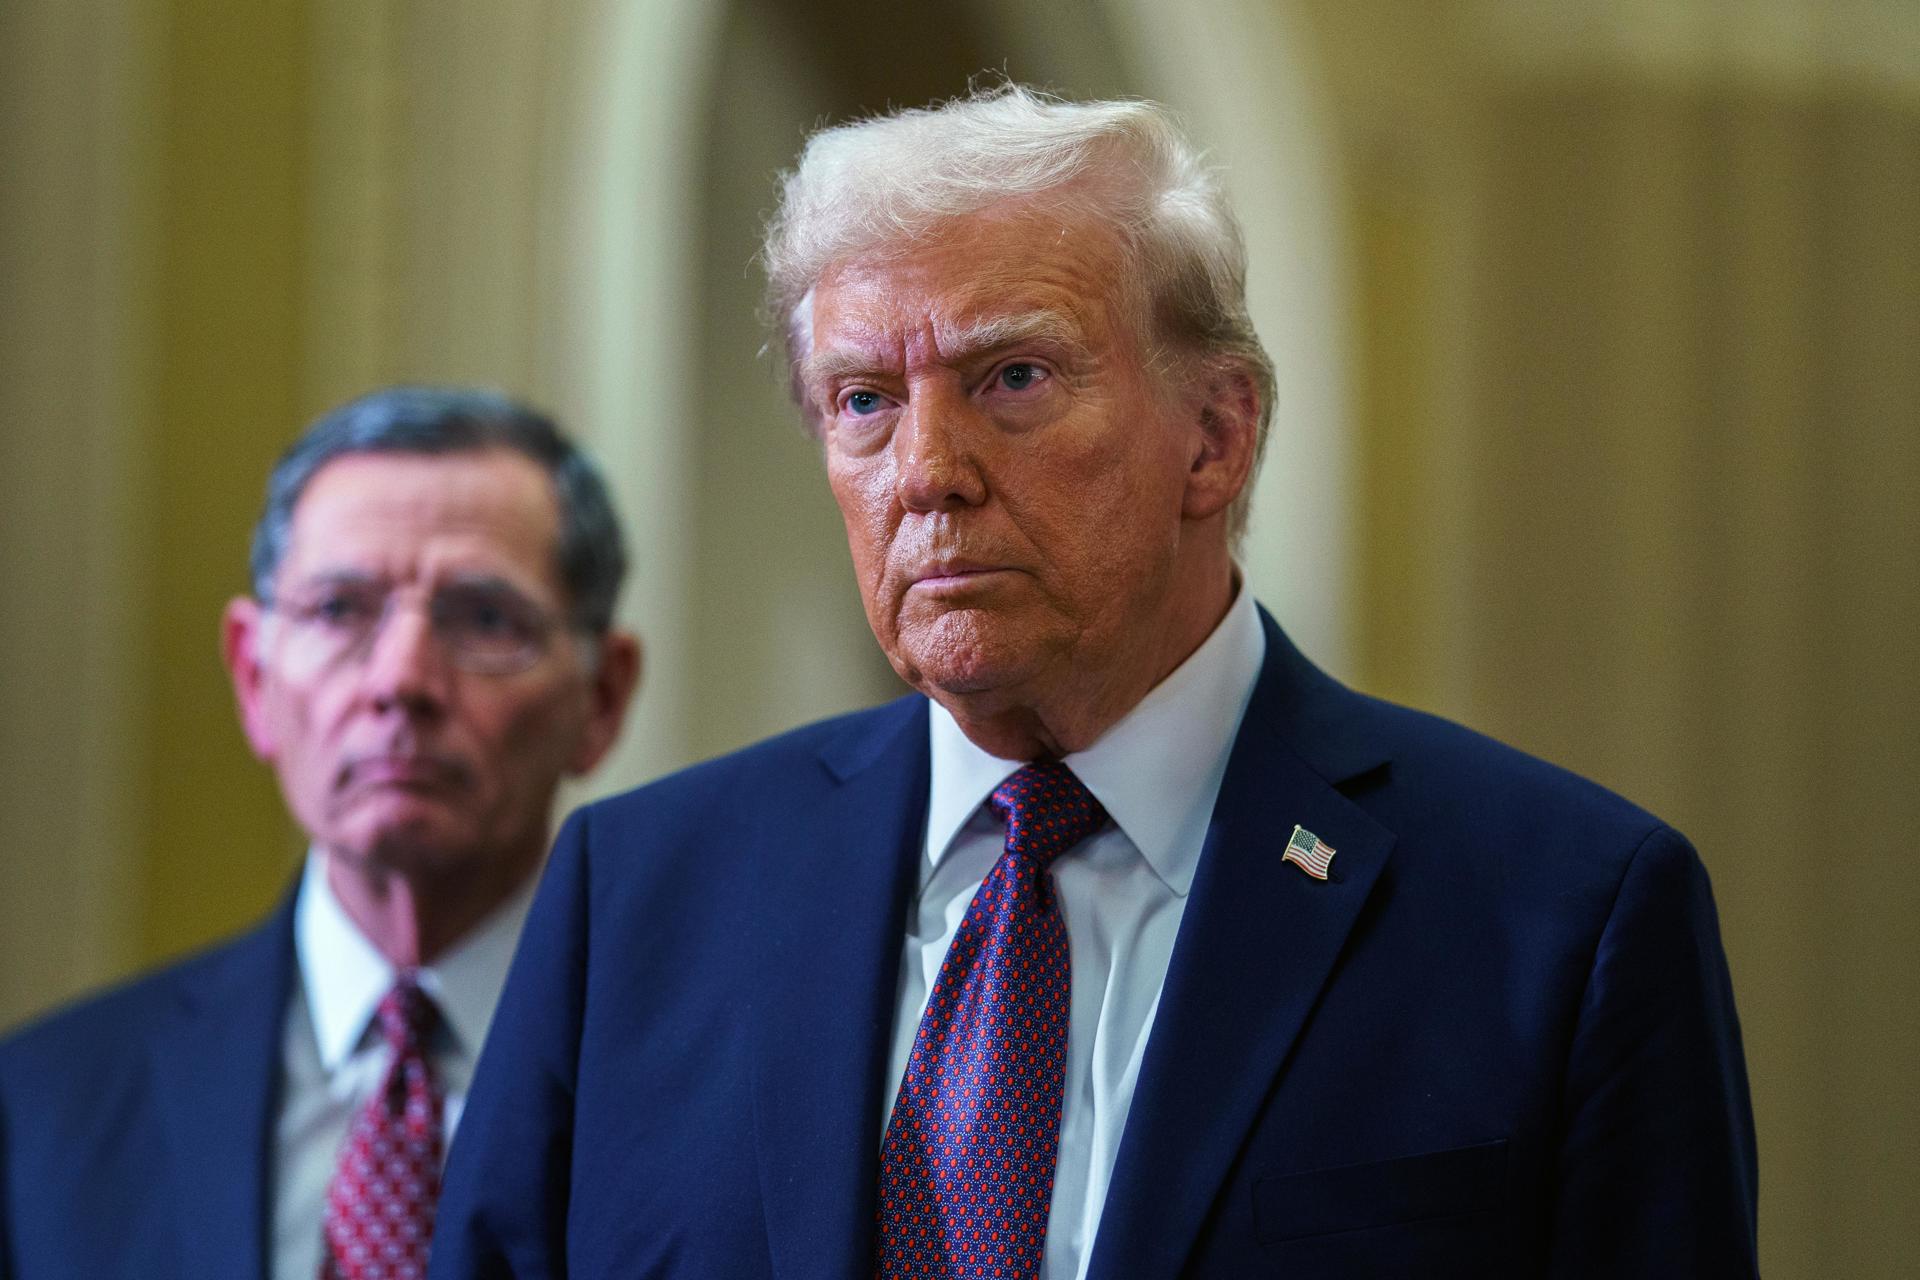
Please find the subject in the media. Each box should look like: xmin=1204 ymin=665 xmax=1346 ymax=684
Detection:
xmin=762 ymin=83 xmax=1276 ymax=535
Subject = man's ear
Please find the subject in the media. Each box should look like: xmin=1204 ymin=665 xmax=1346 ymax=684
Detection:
xmin=1181 ymin=363 xmax=1262 ymax=523
xmin=567 ymin=630 xmax=642 ymax=776
xmin=221 ymin=597 xmax=278 ymax=762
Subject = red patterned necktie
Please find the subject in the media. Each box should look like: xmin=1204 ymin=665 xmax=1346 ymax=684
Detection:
xmin=321 ymin=975 xmax=444 ymax=1280
xmin=877 ymin=761 xmax=1108 ymax=1279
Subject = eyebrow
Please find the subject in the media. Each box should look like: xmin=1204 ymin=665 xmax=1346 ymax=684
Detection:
xmin=799 ymin=310 xmax=1088 ymax=390
xmin=936 ymin=311 xmax=1085 ymax=361
xmin=278 ymin=568 xmax=538 ymax=601
xmin=274 ymin=567 xmax=383 ymax=597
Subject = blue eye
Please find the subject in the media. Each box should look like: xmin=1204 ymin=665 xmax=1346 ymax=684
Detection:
xmin=306 ymin=590 xmax=378 ymax=628
xmin=997 ymin=363 xmax=1043 ymax=391
xmin=434 ymin=586 xmax=544 ymax=648
xmin=845 ymin=390 xmax=882 ymax=416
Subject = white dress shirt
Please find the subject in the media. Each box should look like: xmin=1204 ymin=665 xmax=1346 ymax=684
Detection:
xmin=883 ymin=586 xmax=1266 ymax=1280
xmin=271 ymin=851 xmax=535 ymax=1280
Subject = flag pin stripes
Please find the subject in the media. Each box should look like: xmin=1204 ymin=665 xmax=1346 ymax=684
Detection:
xmin=1283 ymin=825 xmax=1337 ymax=880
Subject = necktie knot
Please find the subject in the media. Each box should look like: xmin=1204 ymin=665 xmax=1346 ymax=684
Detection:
xmin=375 ymin=974 xmax=436 ymax=1057
xmin=988 ymin=760 xmax=1106 ymax=869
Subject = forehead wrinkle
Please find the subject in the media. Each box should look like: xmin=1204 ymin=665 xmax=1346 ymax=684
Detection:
xmin=280 ymin=565 xmax=381 ymax=589
xmin=799 ymin=342 xmax=892 ymax=390
xmin=280 ymin=515 xmax=560 ymax=606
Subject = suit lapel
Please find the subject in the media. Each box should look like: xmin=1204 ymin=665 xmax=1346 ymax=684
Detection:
xmin=148 ymin=897 xmax=295 ymax=1277
xmin=753 ymin=698 xmax=930 ymax=1280
xmin=1087 ymin=617 xmax=1397 ymax=1280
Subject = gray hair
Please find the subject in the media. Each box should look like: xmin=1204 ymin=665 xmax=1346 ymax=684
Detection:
xmin=762 ymin=83 xmax=1275 ymax=533
xmin=250 ymin=385 xmax=628 ymax=633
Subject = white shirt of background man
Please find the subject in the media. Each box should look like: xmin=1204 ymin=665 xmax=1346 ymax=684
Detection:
xmin=272 ymin=850 xmax=535 ymax=1280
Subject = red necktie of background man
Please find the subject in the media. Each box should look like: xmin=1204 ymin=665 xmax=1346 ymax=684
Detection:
xmin=321 ymin=974 xmax=444 ymax=1280
xmin=877 ymin=760 xmax=1108 ymax=1278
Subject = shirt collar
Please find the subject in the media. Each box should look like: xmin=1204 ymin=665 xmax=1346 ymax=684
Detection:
xmin=925 ymin=585 xmax=1266 ymax=896
xmin=294 ymin=849 xmax=537 ymax=1072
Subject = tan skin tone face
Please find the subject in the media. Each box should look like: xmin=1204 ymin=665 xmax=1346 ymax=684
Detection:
xmin=222 ymin=449 xmax=640 ymax=965
xmin=804 ymin=208 xmax=1261 ymax=759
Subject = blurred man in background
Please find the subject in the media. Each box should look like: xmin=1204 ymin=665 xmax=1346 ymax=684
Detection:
xmin=0 ymin=386 xmax=639 ymax=1280
xmin=435 ymin=87 xmax=1756 ymax=1279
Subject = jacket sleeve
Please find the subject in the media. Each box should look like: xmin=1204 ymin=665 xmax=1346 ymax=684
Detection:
xmin=1547 ymin=825 xmax=1760 ymax=1277
xmin=430 ymin=806 xmax=596 ymax=1280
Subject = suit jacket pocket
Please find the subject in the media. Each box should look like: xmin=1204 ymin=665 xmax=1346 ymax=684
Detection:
xmin=1253 ymin=1139 xmax=1508 ymax=1244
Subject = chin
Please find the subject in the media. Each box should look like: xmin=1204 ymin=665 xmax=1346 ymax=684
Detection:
xmin=897 ymin=621 xmax=1043 ymax=701
xmin=339 ymin=813 xmax=483 ymax=876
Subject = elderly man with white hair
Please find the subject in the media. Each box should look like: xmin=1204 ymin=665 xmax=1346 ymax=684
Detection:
xmin=432 ymin=86 xmax=1757 ymax=1280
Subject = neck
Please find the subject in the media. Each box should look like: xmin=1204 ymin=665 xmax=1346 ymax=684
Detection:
xmin=942 ymin=553 xmax=1237 ymax=760
xmin=323 ymin=847 xmax=534 ymax=967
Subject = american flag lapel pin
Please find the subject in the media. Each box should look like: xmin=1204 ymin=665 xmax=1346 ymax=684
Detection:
xmin=1283 ymin=824 xmax=1337 ymax=881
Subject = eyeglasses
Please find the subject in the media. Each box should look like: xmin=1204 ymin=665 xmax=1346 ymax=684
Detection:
xmin=265 ymin=578 xmax=567 ymax=675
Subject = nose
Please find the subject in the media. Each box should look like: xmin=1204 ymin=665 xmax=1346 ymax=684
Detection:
xmin=359 ymin=597 xmax=451 ymax=716
xmin=894 ymin=384 xmax=988 ymax=512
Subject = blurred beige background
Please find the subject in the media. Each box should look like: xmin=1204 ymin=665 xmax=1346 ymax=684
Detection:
xmin=1 ymin=1 xmax=1914 ymax=1273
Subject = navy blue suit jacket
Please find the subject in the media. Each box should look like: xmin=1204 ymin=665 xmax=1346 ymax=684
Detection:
xmin=0 ymin=898 xmax=294 ymax=1278
xmin=433 ymin=612 xmax=1757 ymax=1278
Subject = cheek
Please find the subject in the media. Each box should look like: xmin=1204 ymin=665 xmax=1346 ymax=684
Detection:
xmin=1031 ymin=439 xmax=1184 ymax=584
xmin=492 ymin=692 xmax=567 ymax=754
xmin=827 ymin=458 xmax=899 ymax=581
xmin=258 ymin=685 xmax=342 ymax=823
xmin=487 ymin=685 xmax=589 ymax=778
xmin=261 ymin=675 xmax=332 ymax=762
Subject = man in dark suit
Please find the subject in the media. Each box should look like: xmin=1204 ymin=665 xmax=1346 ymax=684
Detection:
xmin=432 ymin=86 xmax=1757 ymax=1278
xmin=0 ymin=387 xmax=640 ymax=1279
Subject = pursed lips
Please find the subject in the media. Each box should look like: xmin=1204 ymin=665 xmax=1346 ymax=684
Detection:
xmin=340 ymin=752 xmax=467 ymax=791
xmin=908 ymin=561 xmax=1017 ymax=593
